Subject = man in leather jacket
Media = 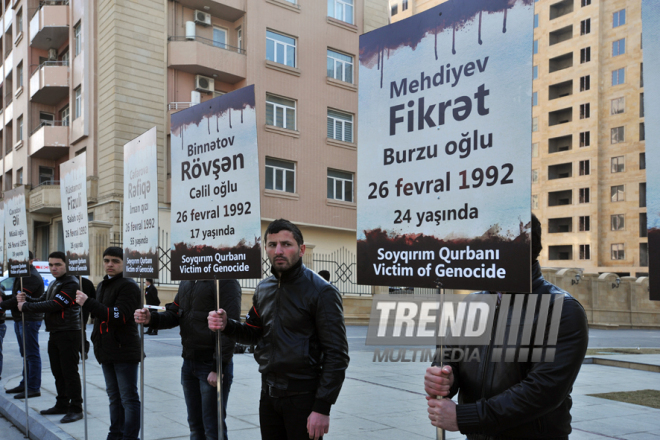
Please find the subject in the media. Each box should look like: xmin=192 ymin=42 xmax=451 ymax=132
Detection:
xmin=18 ymin=252 xmax=83 ymax=423
xmin=208 ymin=219 xmax=350 ymax=440
xmin=424 ymin=214 xmax=589 ymax=439
xmin=134 ymin=279 xmax=241 ymax=439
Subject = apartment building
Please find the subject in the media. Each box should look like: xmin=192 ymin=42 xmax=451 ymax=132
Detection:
xmin=391 ymin=0 xmax=647 ymax=276
xmin=0 ymin=0 xmax=389 ymax=281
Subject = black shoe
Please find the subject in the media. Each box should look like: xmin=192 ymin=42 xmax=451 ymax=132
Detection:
xmin=14 ymin=391 xmax=40 ymax=399
xmin=5 ymin=385 xmax=25 ymax=394
xmin=41 ymin=406 xmax=69 ymax=415
xmin=60 ymin=412 xmax=83 ymax=424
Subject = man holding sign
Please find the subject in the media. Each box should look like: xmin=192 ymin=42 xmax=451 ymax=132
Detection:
xmin=208 ymin=219 xmax=349 ymax=440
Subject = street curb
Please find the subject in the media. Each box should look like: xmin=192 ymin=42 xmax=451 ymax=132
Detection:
xmin=583 ymin=356 xmax=660 ymax=373
xmin=0 ymin=393 xmax=74 ymax=440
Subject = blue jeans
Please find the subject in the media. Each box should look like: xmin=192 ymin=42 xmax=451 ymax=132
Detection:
xmin=14 ymin=320 xmax=42 ymax=391
xmin=0 ymin=323 xmax=6 ymax=378
xmin=102 ymin=363 xmax=140 ymax=440
xmin=181 ymin=358 xmax=233 ymax=440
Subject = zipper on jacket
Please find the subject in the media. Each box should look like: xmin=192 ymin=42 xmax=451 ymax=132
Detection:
xmin=480 ymin=298 xmax=501 ymax=399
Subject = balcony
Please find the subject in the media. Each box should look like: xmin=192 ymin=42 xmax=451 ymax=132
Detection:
xmin=30 ymin=1 xmax=70 ymax=51
xmin=549 ymin=80 xmax=573 ymax=100
xmin=30 ymin=61 xmax=69 ymax=105
xmin=548 ymin=217 xmax=573 ymax=233
xmin=167 ymin=102 xmax=194 ymax=132
xmin=549 ymin=53 xmax=572 ymax=73
xmin=548 ymin=107 xmax=572 ymax=126
xmin=548 ymin=135 xmax=572 ymax=153
xmin=549 ymin=0 xmax=573 ymax=20
xmin=548 ymin=162 xmax=572 ymax=180
xmin=549 ymin=25 xmax=573 ymax=46
xmin=28 ymin=122 xmax=68 ymax=159
xmin=168 ymin=36 xmax=246 ymax=83
xmin=176 ymin=0 xmax=245 ymax=21
xmin=28 ymin=181 xmax=61 ymax=213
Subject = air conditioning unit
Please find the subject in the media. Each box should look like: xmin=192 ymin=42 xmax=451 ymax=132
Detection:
xmin=194 ymin=10 xmax=211 ymax=26
xmin=195 ymin=75 xmax=214 ymax=93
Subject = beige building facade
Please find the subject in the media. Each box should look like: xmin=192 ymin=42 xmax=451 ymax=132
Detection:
xmin=1 ymin=0 xmax=390 ymax=283
xmin=391 ymin=0 xmax=647 ymax=277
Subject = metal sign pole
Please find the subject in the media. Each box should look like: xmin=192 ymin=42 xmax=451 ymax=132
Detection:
xmin=20 ymin=277 xmax=29 ymax=439
xmin=435 ymin=280 xmax=445 ymax=440
xmin=215 ymin=278 xmax=224 ymax=440
xmin=79 ymin=276 xmax=88 ymax=440
xmin=140 ymin=277 xmax=145 ymax=440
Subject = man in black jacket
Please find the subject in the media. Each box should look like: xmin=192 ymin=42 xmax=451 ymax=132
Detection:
xmin=75 ymin=247 xmax=142 ymax=440
xmin=135 ymin=279 xmax=241 ymax=439
xmin=1 ymin=252 xmax=45 ymax=397
xmin=18 ymin=252 xmax=83 ymax=423
xmin=424 ymin=214 xmax=589 ymax=439
xmin=208 ymin=219 xmax=350 ymax=440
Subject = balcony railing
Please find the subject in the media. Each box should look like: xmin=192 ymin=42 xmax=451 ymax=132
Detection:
xmin=168 ymin=36 xmax=246 ymax=55
xmin=168 ymin=102 xmax=193 ymax=111
xmin=5 ymin=91 xmax=12 ymax=106
xmin=30 ymin=119 xmax=66 ymax=136
xmin=33 ymin=179 xmax=60 ymax=189
xmin=32 ymin=0 xmax=70 ymax=19
xmin=30 ymin=60 xmax=69 ymax=76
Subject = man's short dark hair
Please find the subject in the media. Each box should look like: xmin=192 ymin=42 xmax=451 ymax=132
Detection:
xmin=103 ymin=247 xmax=123 ymax=260
xmin=318 ymin=270 xmax=330 ymax=282
xmin=28 ymin=251 xmax=34 ymax=260
xmin=531 ymin=214 xmax=542 ymax=262
xmin=265 ymin=219 xmax=304 ymax=246
xmin=48 ymin=251 xmax=66 ymax=263
xmin=146 ymin=279 xmax=153 ymax=284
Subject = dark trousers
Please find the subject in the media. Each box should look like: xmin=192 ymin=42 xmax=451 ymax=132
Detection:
xmin=102 ymin=362 xmax=140 ymax=440
xmin=259 ymin=389 xmax=320 ymax=440
xmin=0 ymin=323 xmax=6 ymax=378
xmin=48 ymin=331 xmax=83 ymax=413
xmin=181 ymin=358 xmax=233 ymax=440
xmin=15 ymin=320 xmax=42 ymax=391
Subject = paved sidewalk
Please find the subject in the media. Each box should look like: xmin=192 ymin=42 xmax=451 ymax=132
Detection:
xmin=1 ymin=329 xmax=660 ymax=439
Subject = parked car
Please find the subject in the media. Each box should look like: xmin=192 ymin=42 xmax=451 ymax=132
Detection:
xmin=0 ymin=261 xmax=56 ymax=317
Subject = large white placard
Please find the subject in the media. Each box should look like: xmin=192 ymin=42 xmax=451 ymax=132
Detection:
xmin=5 ymin=187 xmax=29 ymax=277
xmin=60 ymin=153 xmax=91 ymax=275
xmin=170 ymin=85 xmax=261 ymax=280
xmin=123 ymin=127 xmax=159 ymax=278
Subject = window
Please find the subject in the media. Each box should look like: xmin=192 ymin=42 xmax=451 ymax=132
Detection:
xmin=533 ymin=40 xmax=539 ymax=54
xmin=61 ymin=106 xmax=70 ymax=127
xmin=532 ymin=117 xmax=538 ymax=132
xmin=534 ymin=14 xmax=539 ymax=28
xmin=39 ymin=166 xmax=55 ymax=185
xmin=580 ymin=75 xmax=590 ymax=91
xmin=327 ymin=169 xmax=354 ymax=202
xmin=532 ymin=169 xmax=539 ymax=184
xmin=213 ymin=27 xmax=227 ymax=49
xmin=580 ymin=131 xmax=590 ymax=147
xmin=74 ymin=22 xmax=81 ymax=56
xmin=580 ymin=103 xmax=590 ymax=119
xmin=612 ymin=38 xmax=625 ymax=56
xmin=640 ymin=153 xmax=646 ymax=170
xmin=16 ymin=62 xmax=22 ymax=88
xmin=579 ymin=245 xmax=590 ymax=260
xmin=640 ymin=93 xmax=644 ymax=117
xmin=17 ymin=115 xmax=23 ymax=142
xmin=16 ymin=9 xmax=22 ymax=34
xmin=533 ymin=65 xmax=538 ymax=80
xmin=532 ymin=194 xmax=539 ymax=210
xmin=532 ymin=92 xmax=538 ymax=106
xmin=579 ymin=216 xmax=590 ymax=231
xmin=579 ymin=160 xmax=590 ymax=176
xmin=329 ymin=0 xmax=354 ymax=24
xmin=327 ymin=49 xmax=353 ymax=83
xmin=61 ymin=50 xmax=69 ymax=65
xmin=611 ymin=97 xmax=624 ymax=114
xmin=611 ymin=243 xmax=624 ymax=260
xmin=640 ymin=213 xmax=648 ymax=238
xmin=532 ymin=142 xmax=539 ymax=158
xmin=640 ymin=182 xmax=647 ymax=207
xmin=613 ymin=9 xmax=626 ymax=28
xmin=391 ymin=4 xmax=397 ymax=15
xmin=265 ymin=158 xmax=295 ymax=193
xmin=611 ymin=156 xmax=624 ymax=173
xmin=611 ymin=126 xmax=624 ymax=144
xmin=581 ymin=0 xmax=591 ymax=6
xmin=266 ymin=94 xmax=296 ymax=130
xmin=640 ymin=123 xmax=645 ymax=141
xmin=611 ymin=214 xmax=625 ymax=231
xmin=327 ymin=109 xmax=353 ymax=142
xmin=237 ymin=27 xmax=243 ymax=51
xmin=612 ymin=68 xmax=625 ymax=86
xmin=579 ymin=187 xmax=590 ymax=203
xmin=580 ymin=47 xmax=591 ymax=63
xmin=74 ymin=87 xmax=81 ymax=119
xmin=611 ymin=185 xmax=625 ymax=202
xmin=39 ymin=112 xmax=54 ymax=126
xmin=266 ymin=31 xmax=295 ymax=67
xmin=580 ymin=18 xmax=590 ymax=35
xmin=17 ymin=168 xmax=22 ymax=185
xmin=641 ymin=63 xmax=644 ymax=87
xmin=402 ymin=0 xmax=408 ymax=11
